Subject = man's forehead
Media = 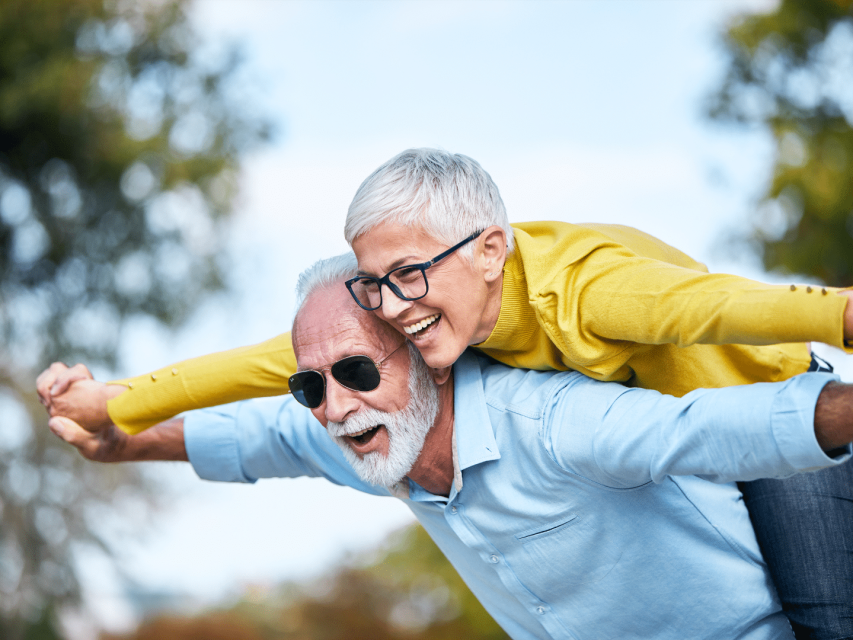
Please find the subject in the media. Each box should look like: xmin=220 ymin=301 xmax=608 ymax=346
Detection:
xmin=293 ymin=287 xmax=396 ymax=363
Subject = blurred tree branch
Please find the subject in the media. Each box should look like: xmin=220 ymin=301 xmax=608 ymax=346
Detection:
xmin=707 ymin=0 xmax=853 ymax=286
xmin=0 ymin=0 xmax=271 ymax=636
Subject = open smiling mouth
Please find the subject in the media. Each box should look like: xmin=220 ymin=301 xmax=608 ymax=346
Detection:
xmin=404 ymin=313 xmax=440 ymax=339
xmin=348 ymin=425 xmax=381 ymax=445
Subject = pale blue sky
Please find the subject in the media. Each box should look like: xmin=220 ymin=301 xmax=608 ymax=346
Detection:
xmin=75 ymin=0 xmax=853 ymax=633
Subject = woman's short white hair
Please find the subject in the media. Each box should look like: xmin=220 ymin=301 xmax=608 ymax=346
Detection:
xmin=344 ymin=148 xmax=515 ymax=258
xmin=294 ymin=251 xmax=359 ymax=317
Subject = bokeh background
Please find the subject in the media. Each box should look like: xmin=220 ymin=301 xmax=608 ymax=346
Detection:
xmin=2 ymin=0 xmax=852 ymax=638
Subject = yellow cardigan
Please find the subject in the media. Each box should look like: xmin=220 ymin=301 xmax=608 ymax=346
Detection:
xmin=108 ymin=221 xmax=851 ymax=434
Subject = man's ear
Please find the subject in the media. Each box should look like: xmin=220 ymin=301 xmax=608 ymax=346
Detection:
xmin=478 ymin=225 xmax=507 ymax=282
xmin=430 ymin=366 xmax=452 ymax=386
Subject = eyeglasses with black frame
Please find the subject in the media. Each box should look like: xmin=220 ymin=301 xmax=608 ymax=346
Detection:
xmin=288 ymin=341 xmax=406 ymax=409
xmin=345 ymin=229 xmax=484 ymax=311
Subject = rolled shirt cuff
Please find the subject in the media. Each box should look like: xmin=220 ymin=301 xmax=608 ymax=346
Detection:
xmin=771 ymin=372 xmax=852 ymax=473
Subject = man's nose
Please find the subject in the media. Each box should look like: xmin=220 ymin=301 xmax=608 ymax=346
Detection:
xmin=378 ymin=283 xmax=413 ymax=321
xmin=323 ymin=374 xmax=361 ymax=423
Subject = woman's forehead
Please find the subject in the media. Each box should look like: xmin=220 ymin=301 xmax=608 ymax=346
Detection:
xmin=353 ymin=223 xmax=444 ymax=273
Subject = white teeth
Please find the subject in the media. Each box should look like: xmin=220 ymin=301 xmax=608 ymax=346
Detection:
xmin=404 ymin=314 xmax=439 ymax=335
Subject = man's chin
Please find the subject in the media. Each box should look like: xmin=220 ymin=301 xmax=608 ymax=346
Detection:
xmin=334 ymin=436 xmax=409 ymax=487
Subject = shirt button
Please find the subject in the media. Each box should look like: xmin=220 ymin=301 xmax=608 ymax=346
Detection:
xmin=790 ymin=284 xmax=797 ymax=291
xmin=450 ymin=506 xmax=458 ymax=514
xmin=807 ymin=286 xmax=813 ymax=293
xmin=537 ymin=606 xmax=546 ymax=615
xmin=489 ymin=554 xmax=499 ymax=564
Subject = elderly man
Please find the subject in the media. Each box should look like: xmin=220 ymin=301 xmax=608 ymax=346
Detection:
xmin=44 ymin=253 xmax=853 ymax=640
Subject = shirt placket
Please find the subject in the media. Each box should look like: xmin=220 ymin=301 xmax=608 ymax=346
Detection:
xmin=443 ymin=492 xmax=578 ymax=640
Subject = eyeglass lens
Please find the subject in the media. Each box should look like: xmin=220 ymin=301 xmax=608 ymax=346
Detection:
xmin=349 ymin=266 xmax=427 ymax=310
xmin=289 ymin=355 xmax=383 ymax=408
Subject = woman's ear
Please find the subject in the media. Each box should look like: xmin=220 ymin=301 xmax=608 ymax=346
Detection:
xmin=478 ymin=225 xmax=507 ymax=282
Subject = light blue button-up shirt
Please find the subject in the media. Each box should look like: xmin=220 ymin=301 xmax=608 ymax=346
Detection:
xmin=185 ymin=351 xmax=848 ymax=640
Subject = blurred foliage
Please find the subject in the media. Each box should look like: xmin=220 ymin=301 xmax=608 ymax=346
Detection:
xmin=707 ymin=0 xmax=853 ymax=285
xmin=0 ymin=0 xmax=269 ymax=637
xmin=102 ymin=524 xmax=509 ymax=640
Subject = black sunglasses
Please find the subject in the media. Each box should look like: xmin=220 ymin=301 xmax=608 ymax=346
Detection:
xmin=289 ymin=342 xmax=406 ymax=409
xmin=345 ymin=230 xmax=484 ymax=311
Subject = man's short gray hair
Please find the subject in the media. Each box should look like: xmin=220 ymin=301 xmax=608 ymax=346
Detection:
xmin=294 ymin=251 xmax=359 ymax=316
xmin=344 ymin=148 xmax=515 ymax=258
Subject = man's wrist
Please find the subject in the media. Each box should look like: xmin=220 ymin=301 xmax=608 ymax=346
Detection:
xmin=814 ymin=381 xmax=853 ymax=451
xmin=126 ymin=419 xmax=188 ymax=462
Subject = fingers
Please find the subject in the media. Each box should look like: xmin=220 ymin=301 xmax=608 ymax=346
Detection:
xmin=48 ymin=416 xmax=91 ymax=451
xmin=36 ymin=362 xmax=68 ymax=408
xmin=51 ymin=363 xmax=94 ymax=396
xmin=36 ymin=362 xmax=94 ymax=410
xmin=48 ymin=415 xmax=114 ymax=462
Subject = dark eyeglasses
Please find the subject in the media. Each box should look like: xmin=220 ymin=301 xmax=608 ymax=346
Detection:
xmin=289 ymin=342 xmax=406 ymax=409
xmin=345 ymin=230 xmax=484 ymax=311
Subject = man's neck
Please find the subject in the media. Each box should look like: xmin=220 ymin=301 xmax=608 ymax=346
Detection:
xmin=407 ymin=373 xmax=455 ymax=497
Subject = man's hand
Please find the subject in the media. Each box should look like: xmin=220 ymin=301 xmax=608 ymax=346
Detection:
xmin=48 ymin=415 xmax=189 ymax=463
xmin=48 ymin=415 xmax=129 ymax=462
xmin=36 ymin=362 xmax=124 ymax=432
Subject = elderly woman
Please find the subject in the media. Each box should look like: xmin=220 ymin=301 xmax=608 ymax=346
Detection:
xmin=45 ymin=149 xmax=853 ymax=638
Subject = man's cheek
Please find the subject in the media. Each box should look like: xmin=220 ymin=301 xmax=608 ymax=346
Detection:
xmin=311 ymin=407 xmax=328 ymax=427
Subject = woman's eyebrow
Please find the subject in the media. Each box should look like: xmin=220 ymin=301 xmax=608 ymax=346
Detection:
xmin=357 ymin=255 xmax=425 ymax=277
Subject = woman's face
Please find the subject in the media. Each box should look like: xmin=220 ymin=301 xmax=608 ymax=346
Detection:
xmin=351 ymin=222 xmax=498 ymax=370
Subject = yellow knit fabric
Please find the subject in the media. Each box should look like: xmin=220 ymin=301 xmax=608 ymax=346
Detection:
xmin=108 ymin=221 xmax=851 ymax=434
xmin=477 ymin=221 xmax=849 ymax=397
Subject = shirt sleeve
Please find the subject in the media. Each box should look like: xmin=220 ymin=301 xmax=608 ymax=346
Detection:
xmin=108 ymin=331 xmax=297 ymax=435
xmin=183 ymin=395 xmax=388 ymax=497
xmin=511 ymin=222 xmax=851 ymax=358
xmin=542 ymin=371 xmax=851 ymax=488
xmin=539 ymin=242 xmax=850 ymax=353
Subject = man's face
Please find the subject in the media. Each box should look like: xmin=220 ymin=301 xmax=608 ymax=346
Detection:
xmin=293 ymin=287 xmax=438 ymax=486
xmin=351 ymin=221 xmax=493 ymax=370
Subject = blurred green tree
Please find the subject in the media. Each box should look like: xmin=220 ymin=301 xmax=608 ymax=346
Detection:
xmin=707 ymin=0 xmax=853 ymax=285
xmin=102 ymin=524 xmax=509 ymax=640
xmin=0 ymin=0 xmax=270 ymax=637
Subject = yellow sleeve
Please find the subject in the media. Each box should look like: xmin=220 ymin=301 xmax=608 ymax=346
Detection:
xmin=526 ymin=235 xmax=851 ymax=358
xmin=107 ymin=332 xmax=296 ymax=435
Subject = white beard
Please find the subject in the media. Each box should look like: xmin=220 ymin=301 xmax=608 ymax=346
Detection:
xmin=327 ymin=343 xmax=440 ymax=487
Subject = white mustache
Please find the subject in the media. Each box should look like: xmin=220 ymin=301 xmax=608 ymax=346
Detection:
xmin=327 ymin=407 xmax=390 ymax=438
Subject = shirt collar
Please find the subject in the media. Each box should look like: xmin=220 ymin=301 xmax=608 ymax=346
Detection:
xmin=451 ymin=350 xmax=502 ymax=479
xmin=392 ymin=350 xmax=500 ymax=500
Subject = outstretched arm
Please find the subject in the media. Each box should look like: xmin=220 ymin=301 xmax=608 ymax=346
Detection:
xmin=513 ymin=223 xmax=853 ymax=353
xmin=39 ymin=363 xmax=188 ymax=461
xmin=546 ymin=372 xmax=851 ymax=488
xmin=36 ymin=331 xmax=297 ymax=435
xmin=37 ymin=362 xmax=123 ymax=431
xmin=48 ymin=414 xmax=187 ymax=463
